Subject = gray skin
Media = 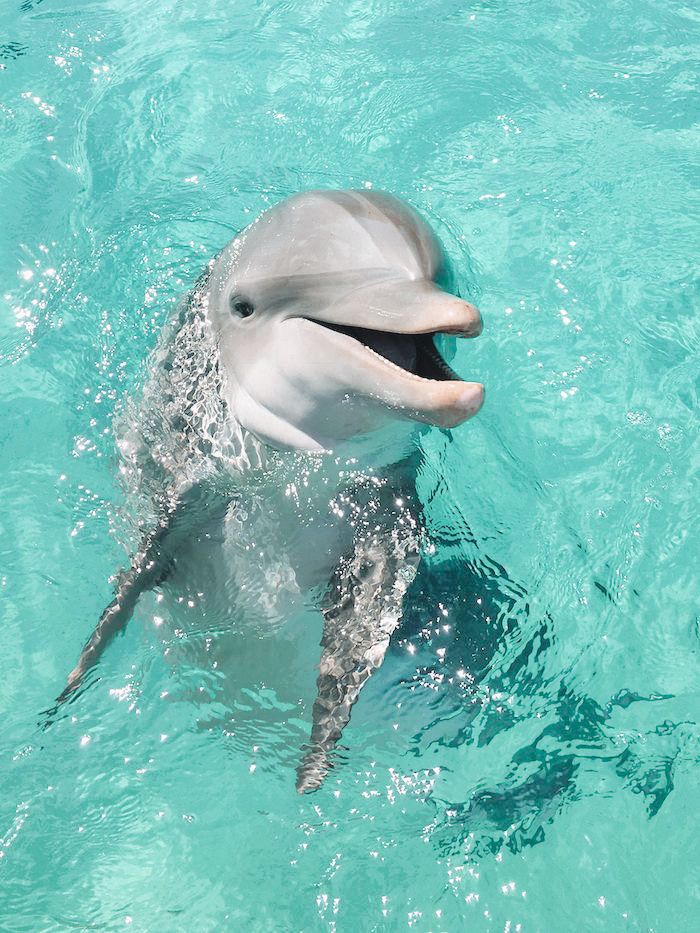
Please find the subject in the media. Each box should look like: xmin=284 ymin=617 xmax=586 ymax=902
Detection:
xmin=53 ymin=190 xmax=484 ymax=792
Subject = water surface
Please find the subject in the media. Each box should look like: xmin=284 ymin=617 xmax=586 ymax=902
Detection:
xmin=1 ymin=0 xmax=698 ymax=929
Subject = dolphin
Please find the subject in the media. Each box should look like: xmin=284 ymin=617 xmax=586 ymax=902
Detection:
xmin=53 ymin=189 xmax=484 ymax=792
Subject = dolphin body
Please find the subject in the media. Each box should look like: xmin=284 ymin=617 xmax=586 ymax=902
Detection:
xmin=56 ymin=190 xmax=484 ymax=792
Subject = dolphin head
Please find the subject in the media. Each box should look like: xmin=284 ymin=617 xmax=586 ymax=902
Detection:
xmin=206 ymin=190 xmax=484 ymax=452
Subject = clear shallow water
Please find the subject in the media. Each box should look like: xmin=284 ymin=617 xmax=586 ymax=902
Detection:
xmin=1 ymin=0 xmax=698 ymax=929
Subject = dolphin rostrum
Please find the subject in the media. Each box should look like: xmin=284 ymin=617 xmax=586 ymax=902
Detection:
xmin=54 ymin=190 xmax=484 ymax=792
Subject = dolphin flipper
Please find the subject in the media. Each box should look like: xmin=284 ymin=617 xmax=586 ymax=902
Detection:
xmin=296 ymin=522 xmax=420 ymax=793
xmin=54 ymin=481 xmax=231 ymax=709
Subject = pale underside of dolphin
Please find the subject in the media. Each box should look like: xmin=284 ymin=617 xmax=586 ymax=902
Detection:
xmin=50 ymin=189 xmax=484 ymax=792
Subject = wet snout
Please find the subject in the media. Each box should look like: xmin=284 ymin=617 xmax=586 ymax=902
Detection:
xmin=414 ymin=284 xmax=482 ymax=338
xmin=311 ymin=277 xmax=482 ymax=339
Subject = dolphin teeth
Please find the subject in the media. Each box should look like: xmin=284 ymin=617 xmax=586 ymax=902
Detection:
xmin=415 ymin=334 xmax=460 ymax=381
xmin=312 ymin=321 xmax=460 ymax=383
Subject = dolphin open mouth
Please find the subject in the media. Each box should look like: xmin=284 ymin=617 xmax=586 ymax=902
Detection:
xmin=314 ymin=322 xmax=460 ymax=382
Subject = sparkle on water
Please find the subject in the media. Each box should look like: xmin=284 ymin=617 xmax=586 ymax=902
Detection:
xmin=1 ymin=0 xmax=698 ymax=930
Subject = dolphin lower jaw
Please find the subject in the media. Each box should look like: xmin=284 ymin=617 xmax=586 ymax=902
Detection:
xmin=411 ymin=381 xmax=485 ymax=428
xmin=305 ymin=318 xmax=484 ymax=428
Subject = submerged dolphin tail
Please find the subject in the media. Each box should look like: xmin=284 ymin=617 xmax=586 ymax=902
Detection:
xmin=51 ymin=482 xmax=231 ymax=713
xmin=296 ymin=521 xmax=420 ymax=793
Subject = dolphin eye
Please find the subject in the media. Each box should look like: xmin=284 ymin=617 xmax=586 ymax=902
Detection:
xmin=229 ymin=295 xmax=255 ymax=319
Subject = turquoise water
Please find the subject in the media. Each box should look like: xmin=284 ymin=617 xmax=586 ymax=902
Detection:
xmin=1 ymin=0 xmax=698 ymax=928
